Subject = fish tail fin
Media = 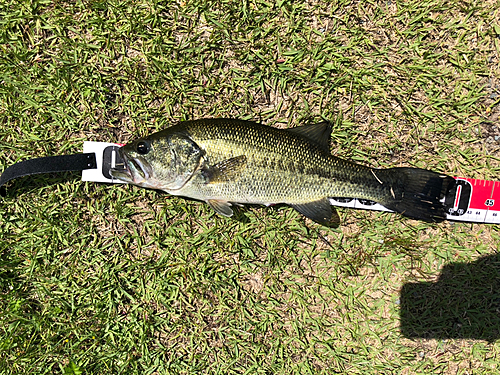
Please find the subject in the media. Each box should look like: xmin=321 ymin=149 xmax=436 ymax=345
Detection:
xmin=376 ymin=167 xmax=455 ymax=222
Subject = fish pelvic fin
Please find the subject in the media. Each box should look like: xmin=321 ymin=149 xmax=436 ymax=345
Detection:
xmin=290 ymin=198 xmax=340 ymax=227
xmin=207 ymin=199 xmax=234 ymax=217
xmin=377 ymin=167 xmax=455 ymax=222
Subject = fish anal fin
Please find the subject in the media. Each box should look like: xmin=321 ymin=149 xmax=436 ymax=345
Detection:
xmin=204 ymin=155 xmax=247 ymax=184
xmin=207 ymin=199 xmax=234 ymax=217
xmin=290 ymin=198 xmax=340 ymax=226
xmin=286 ymin=122 xmax=332 ymax=154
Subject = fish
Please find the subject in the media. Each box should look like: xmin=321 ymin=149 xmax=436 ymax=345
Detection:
xmin=110 ymin=118 xmax=455 ymax=226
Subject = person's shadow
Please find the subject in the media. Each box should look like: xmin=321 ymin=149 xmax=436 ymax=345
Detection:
xmin=400 ymin=252 xmax=500 ymax=342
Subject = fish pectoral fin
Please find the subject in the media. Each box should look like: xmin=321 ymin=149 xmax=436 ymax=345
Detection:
xmin=204 ymin=155 xmax=247 ymax=184
xmin=207 ymin=199 xmax=234 ymax=217
xmin=290 ymin=198 xmax=340 ymax=226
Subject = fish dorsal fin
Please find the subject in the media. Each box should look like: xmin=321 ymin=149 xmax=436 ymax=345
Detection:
xmin=286 ymin=122 xmax=332 ymax=154
xmin=204 ymin=155 xmax=247 ymax=184
xmin=290 ymin=198 xmax=340 ymax=227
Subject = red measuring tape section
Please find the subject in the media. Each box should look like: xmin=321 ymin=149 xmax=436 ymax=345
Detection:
xmin=446 ymin=178 xmax=499 ymax=223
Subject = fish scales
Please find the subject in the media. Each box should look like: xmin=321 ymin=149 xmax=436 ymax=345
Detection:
xmin=176 ymin=119 xmax=382 ymax=204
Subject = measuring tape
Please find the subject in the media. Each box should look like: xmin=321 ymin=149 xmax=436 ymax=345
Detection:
xmin=81 ymin=142 xmax=499 ymax=224
xmin=1 ymin=141 xmax=498 ymax=224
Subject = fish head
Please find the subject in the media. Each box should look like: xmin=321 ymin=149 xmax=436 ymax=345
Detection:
xmin=110 ymin=132 xmax=204 ymax=191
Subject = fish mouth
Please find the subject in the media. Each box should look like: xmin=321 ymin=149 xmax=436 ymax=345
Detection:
xmin=129 ymin=157 xmax=152 ymax=181
xmin=110 ymin=148 xmax=152 ymax=184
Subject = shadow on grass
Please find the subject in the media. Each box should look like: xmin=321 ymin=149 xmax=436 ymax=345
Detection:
xmin=400 ymin=253 xmax=500 ymax=342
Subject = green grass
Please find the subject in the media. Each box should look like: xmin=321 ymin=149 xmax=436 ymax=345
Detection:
xmin=1 ymin=0 xmax=500 ymax=373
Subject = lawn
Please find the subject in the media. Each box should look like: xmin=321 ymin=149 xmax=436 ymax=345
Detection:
xmin=1 ymin=0 xmax=500 ymax=373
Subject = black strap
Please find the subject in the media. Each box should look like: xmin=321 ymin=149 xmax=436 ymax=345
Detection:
xmin=0 ymin=153 xmax=97 ymax=190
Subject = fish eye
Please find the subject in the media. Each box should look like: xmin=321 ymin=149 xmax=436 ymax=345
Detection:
xmin=136 ymin=141 xmax=150 ymax=155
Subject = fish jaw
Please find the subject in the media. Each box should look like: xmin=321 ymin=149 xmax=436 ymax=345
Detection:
xmin=110 ymin=148 xmax=160 ymax=189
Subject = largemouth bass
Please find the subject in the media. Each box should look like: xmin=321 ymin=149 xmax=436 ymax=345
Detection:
xmin=110 ymin=118 xmax=455 ymax=225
